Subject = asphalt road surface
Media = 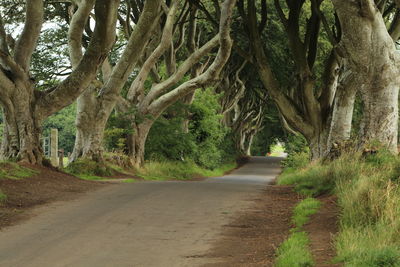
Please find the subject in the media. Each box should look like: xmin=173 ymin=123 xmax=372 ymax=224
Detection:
xmin=0 ymin=156 xmax=283 ymax=267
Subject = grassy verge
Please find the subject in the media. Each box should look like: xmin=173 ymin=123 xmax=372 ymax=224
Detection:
xmin=275 ymin=198 xmax=321 ymax=267
xmin=0 ymin=162 xmax=38 ymax=204
xmin=278 ymin=151 xmax=400 ymax=266
xmin=0 ymin=189 xmax=7 ymax=203
xmin=0 ymin=162 xmax=38 ymax=180
xmin=65 ymin=156 xmax=236 ymax=182
xmin=64 ymin=158 xmax=117 ymax=180
xmin=137 ymin=160 xmax=236 ymax=181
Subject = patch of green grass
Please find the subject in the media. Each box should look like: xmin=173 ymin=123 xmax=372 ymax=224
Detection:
xmin=0 ymin=190 xmax=7 ymax=203
xmin=336 ymin=224 xmax=400 ymax=267
xmin=65 ymin=158 xmax=116 ymax=180
xmin=122 ymin=178 xmax=136 ymax=183
xmin=77 ymin=174 xmax=106 ymax=181
xmin=0 ymin=162 xmax=38 ymax=179
xmin=292 ymin=198 xmax=321 ymax=229
xmin=275 ymin=231 xmax=314 ymax=267
xmin=138 ymin=160 xmax=236 ymax=181
xmin=279 ymin=150 xmax=400 ymax=266
xmin=275 ymin=198 xmax=321 ymax=267
xmin=278 ymin=165 xmax=335 ymax=197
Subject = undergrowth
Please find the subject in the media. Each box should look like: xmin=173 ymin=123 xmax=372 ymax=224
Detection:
xmin=65 ymin=156 xmax=236 ymax=182
xmin=65 ymin=158 xmax=116 ymax=180
xmin=0 ymin=162 xmax=38 ymax=179
xmin=137 ymin=160 xmax=236 ymax=181
xmin=278 ymin=150 xmax=400 ymax=266
xmin=0 ymin=190 xmax=6 ymax=203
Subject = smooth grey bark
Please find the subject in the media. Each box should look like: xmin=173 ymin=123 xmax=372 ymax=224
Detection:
xmin=0 ymin=0 xmax=119 ymax=164
xmin=333 ymin=0 xmax=400 ymax=153
xmin=70 ymin=0 xmax=162 ymax=162
xmin=327 ymin=71 xmax=358 ymax=148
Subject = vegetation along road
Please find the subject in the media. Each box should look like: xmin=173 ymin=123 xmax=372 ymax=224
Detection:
xmin=0 ymin=157 xmax=282 ymax=267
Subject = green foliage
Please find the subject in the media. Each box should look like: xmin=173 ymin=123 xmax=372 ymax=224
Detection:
xmin=31 ymin=26 xmax=69 ymax=86
xmin=251 ymin=101 xmax=285 ymax=156
xmin=292 ymin=198 xmax=321 ymax=229
xmin=189 ymin=89 xmax=234 ymax=168
xmin=282 ymin=151 xmax=310 ymax=170
xmin=145 ymin=88 xmax=236 ymax=170
xmin=65 ymin=158 xmax=114 ymax=179
xmin=0 ymin=190 xmax=6 ymax=203
xmin=146 ymin=102 xmax=195 ymax=162
xmin=138 ymin=160 xmax=236 ymax=181
xmin=275 ymin=231 xmax=314 ymax=267
xmin=275 ymin=197 xmax=321 ymax=267
xmin=0 ymin=162 xmax=38 ymax=179
xmin=104 ymin=110 xmax=135 ymax=153
xmin=284 ymin=134 xmax=309 ymax=155
xmin=42 ymin=103 xmax=77 ymax=153
xmin=279 ymin=151 xmax=400 ymax=266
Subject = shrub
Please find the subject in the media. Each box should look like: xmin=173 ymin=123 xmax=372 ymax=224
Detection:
xmin=66 ymin=158 xmax=114 ymax=178
xmin=282 ymin=151 xmax=310 ymax=170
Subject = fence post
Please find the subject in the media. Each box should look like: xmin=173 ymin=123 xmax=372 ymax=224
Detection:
xmin=50 ymin=128 xmax=59 ymax=167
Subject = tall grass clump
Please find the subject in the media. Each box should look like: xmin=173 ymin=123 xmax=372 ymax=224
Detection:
xmin=278 ymin=149 xmax=400 ymax=266
xmin=275 ymin=231 xmax=314 ymax=267
xmin=275 ymin=198 xmax=321 ymax=267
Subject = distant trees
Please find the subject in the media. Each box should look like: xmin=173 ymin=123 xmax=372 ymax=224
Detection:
xmin=235 ymin=0 xmax=400 ymax=159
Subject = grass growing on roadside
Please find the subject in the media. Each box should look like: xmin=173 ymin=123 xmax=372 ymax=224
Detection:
xmin=138 ymin=160 xmax=236 ymax=181
xmin=278 ymin=150 xmax=400 ymax=266
xmin=76 ymin=174 xmax=107 ymax=181
xmin=0 ymin=162 xmax=38 ymax=179
xmin=275 ymin=231 xmax=314 ymax=267
xmin=65 ymin=158 xmax=116 ymax=180
xmin=292 ymin=198 xmax=321 ymax=229
xmin=0 ymin=190 xmax=7 ymax=203
xmin=275 ymin=197 xmax=321 ymax=267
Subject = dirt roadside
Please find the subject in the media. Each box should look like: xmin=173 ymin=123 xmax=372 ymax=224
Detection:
xmin=202 ymin=185 xmax=300 ymax=266
xmin=0 ymin=165 xmax=106 ymax=229
xmin=202 ymin=185 xmax=340 ymax=266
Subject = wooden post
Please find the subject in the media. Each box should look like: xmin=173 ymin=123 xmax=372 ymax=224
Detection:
xmin=50 ymin=128 xmax=59 ymax=167
xmin=59 ymin=149 xmax=64 ymax=169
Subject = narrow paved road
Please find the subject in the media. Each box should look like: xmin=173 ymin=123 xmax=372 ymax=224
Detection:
xmin=0 ymin=157 xmax=282 ymax=267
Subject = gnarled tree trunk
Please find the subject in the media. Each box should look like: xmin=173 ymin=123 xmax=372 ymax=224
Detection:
xmin=128 ymin=120 xmax=153 ymax=169
xmin=327 ymin=74 xmax=357 ymax=148
xmin=70 ymin=87 xmax=112 ymax=162
xmin=70 ymin=0 xmax=161 ymax=162
xmin=0 ymin=82 xmax=43 ymax=163
xmin=333 ymin=0 xmax=400 ymax=153
xmin=0 ymin=0 xmax=119 ymax=164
